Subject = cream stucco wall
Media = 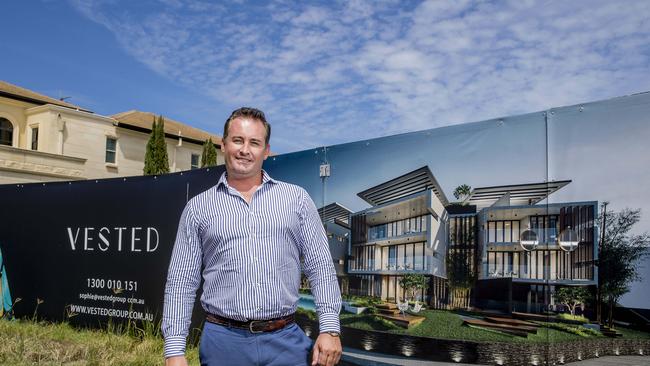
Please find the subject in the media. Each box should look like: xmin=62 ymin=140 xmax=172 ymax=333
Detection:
xmin=0 ymin=99 xmax=222 ymax=184
xmin=0 ymin=96 xmax=30 ymax=148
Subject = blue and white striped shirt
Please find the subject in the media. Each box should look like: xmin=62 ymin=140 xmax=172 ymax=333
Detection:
xmin=162 ymin=170 xmax=341 ymax=357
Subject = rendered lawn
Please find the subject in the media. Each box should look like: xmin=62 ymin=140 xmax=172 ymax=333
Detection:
xmin=339 ymin=309 xmax=649 ymax=344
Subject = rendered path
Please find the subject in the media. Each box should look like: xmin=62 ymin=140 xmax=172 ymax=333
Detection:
xmin=340 ymin=348 xmax=650 ymax=366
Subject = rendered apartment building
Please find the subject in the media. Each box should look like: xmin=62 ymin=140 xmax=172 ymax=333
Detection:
xmin=467 ymin=181 xmax=598 ymax=313
xmin=318 ymin=202 xmax=353 ymax=293
xmin=0 ymin=80 xmax=223 ymax=184
xmin=347 ymin=167 xmax=451 ymax=308
xmin=347 ymin=166 xmax=598 ymax=313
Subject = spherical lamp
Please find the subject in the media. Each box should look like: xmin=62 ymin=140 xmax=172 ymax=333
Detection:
xmin=558 ymin=226 xmax=579 ymax=252
xmin=519 ymin=228 xmax=539 ymax=251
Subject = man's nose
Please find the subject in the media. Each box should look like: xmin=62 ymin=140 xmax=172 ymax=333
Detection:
xmin=239 ymin=142 xmax=251 ymax=154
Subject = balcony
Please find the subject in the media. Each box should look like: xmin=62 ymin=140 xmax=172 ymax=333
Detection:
xmin=482 ymin=266 xmax=595 ymax=284
xmin=348 ymin=261 xmax=432 ymax=275
xmin=363 ymin=230 xmax=428 ymax=247
xmin=0 ymin=145 xmax=86 ymax=180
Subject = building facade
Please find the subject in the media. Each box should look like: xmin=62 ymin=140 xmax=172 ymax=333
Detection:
xmin=347 ymin=167 xmax=450 ymax=308
xmin=318 ymin=202 xmax=353 ymax=293
xmin=468 ymin=181 xmax=598 ymax=313
xmin=347 ymin=166 xmax=598 ymax=313
xmin=0 ymin=80 xmax=223 ymax=184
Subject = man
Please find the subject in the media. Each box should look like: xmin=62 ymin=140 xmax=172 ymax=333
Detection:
xmin=162 ymin=107 xmax=342 ymax=366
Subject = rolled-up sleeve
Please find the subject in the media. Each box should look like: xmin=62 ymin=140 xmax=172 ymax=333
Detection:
xmin=162 ymin=200 xmax=203 ymax=358
xmin=297 ymin=189 xmax=341 ymax=333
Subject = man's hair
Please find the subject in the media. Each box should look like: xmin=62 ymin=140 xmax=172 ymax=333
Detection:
xmin=223 ymin=107 xmax=271 ymax=146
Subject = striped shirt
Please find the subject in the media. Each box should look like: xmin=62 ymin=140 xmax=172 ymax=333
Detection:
xmin=162 ymin=170 xmax=341 ymax=357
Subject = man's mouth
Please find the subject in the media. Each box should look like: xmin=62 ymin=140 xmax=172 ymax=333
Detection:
xmin=235 ymin=157 xmax=252 ymax=164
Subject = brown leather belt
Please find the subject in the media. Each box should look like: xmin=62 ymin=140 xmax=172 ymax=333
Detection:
xmin=206 ymin=313 xmax=295 ymax=333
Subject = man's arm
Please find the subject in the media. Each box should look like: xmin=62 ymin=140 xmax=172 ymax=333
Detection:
xmin=297 ymin=189 xmax=342 ymax=365
xmin=162 ymin=201 xmax=203 ymax=361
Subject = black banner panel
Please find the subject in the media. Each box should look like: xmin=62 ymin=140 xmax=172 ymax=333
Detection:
xmin=0 ymin=166 xmax=225 ymax=327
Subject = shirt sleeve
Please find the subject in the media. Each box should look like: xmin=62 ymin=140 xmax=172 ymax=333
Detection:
xmin=297 ymin=189 xmax=341 ymax=333
xmin=162 ymin=200 xmax=203 ymax=358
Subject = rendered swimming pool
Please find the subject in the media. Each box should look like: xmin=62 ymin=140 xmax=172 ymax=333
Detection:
xmin=297 ymin=294 xmax=316 ymax=311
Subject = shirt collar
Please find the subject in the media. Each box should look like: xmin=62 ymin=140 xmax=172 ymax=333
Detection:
xmin=216 ymin=169 xmax=277 ymax=190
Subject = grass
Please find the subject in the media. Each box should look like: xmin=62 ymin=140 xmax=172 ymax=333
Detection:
xmin=535 ymin=321 xmax=603 ymax=339
xmin=0 ymin=318 xmax=200 ymax=365
xmin=616 ymin=327 xmax=650 ymax=339
xmin=334 ymin=308 xmax=650 ymax=344
xmin=556 ymin=313 xmax=589 ymax=323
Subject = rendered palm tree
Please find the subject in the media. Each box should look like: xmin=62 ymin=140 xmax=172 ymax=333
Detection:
xmin=453 ymin=184 xmax=472 ymax=203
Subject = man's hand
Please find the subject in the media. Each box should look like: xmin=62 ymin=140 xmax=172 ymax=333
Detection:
xmin=311 ymin=332 xmax=342 ymax=366
xmin=165 ymin=355 xmax=188 ymax=366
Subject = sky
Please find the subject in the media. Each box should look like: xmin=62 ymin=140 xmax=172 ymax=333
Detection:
xmin=2 ymin=0 xmax=650 ymax=153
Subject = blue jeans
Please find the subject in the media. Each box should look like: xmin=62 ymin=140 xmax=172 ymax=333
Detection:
xmin=199 ymin=321 xmax=313 ymax=366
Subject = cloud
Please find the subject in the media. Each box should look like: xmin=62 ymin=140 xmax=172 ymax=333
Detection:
xmin=68 ymin=0 xmax=650 ymax=152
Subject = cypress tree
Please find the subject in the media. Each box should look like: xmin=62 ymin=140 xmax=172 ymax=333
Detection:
xmin=154 ymin=115 xmax=170 ymax=174
xmin=143 ymin=115 xmax=170 ymax=175
xmin=200 ymin=138 xmax=218 ymax=168
xmin=143 ymin=118 xmax=157 ymax=175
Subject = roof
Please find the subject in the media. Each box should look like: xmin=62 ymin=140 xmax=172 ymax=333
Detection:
xmin=111 ymin=110 xmax=222 ymax=145
xmin=318 ymin=202 xmax=353 ymax=224
xmin=0 ymin=80 xmax=91 ymax=112
xmin=357 ymin=166 xmax=449 ymax=206
xmin=467 ymin=180 xmax=572 ymax=209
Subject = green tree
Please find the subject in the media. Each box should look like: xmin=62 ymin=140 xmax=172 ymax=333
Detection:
xmin=399 ymin=273 xmax=428 ymax=302
xmin=143 ymin=115 xmax=170 ymax=175
xmin=143 ymin=118 xmax=157 ymax=175
xmin=453 ymin=184 xmax=472 ymax=203
xmin=200 ymin=138 xmax=218 ymax=168
xmin=598 ymin=207 xmax=650 ymax=327
xmin=554 ymin=286 xmax=590 ymax=316
xmin=447 ymin=223 xmax=477 ymax=309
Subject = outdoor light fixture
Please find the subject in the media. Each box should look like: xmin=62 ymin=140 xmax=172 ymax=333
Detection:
xmin=558 ymin=226 xmax=579 ymax=252
xmin=519 ymin=227 xmax=539 ymax=251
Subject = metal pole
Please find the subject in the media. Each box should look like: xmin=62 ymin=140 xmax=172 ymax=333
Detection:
xmin=597 ymin=201 xmax=608 ymax=324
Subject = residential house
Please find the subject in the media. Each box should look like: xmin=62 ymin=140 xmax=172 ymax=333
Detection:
xmin=0 ymin=80 xmax=223 ymax=184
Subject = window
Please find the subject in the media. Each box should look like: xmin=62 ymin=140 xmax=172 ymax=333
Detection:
xmin=405 ymin=243 xmax=414 ymax=270
xmin=0 ymin=118 xmax=13 ymax=146
xmin=31 ymin=127 xmax=39 ymax=150
xmin=191 ymin=154 xmax=200 ymax=169
xmin=414 ymin=243 xmax=424 ymax=270
xmin=496 ymin=221 xmax=504 ymax=242
xmin=105 ymin=137 xmax=117 ymax=163
xmin=488 ymin=222 xmax=496 ymax=242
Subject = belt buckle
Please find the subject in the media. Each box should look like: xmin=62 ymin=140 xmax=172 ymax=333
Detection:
xmin=249 ymin=320 xmax=264 ymax=333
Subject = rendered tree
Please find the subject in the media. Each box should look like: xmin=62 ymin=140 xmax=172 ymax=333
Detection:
xmin=598 ymin=207 xmax=650 ymax=327
xmin=200 ymin=138 xmax=218 ymax=168
xmin=143 ymin=115 xmax=170 ymax=175
xmin=554 ymin=286 xmax=590 ymax=316
xmin=399 ymin=273 xmax=428 ymax=302
xmin=446 ymin=219 xmax=477 ymax=309
xmin=453 ymin=184 xmax=472 ymax=203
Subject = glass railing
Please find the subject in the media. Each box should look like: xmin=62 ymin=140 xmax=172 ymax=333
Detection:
xmin=348 ymin=261 xmax=431 ymax=272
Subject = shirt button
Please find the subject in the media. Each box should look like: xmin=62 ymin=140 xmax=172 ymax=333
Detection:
xmin=256 ymin=307 xmax=262 ymax=311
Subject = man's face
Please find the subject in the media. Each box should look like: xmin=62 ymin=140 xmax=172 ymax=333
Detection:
xmin=221 ymin=117 xmax=270 ymax=180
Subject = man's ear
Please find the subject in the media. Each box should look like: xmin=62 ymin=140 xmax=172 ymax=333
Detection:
xmin=263 ymin=144 xmax=270 ymax=160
